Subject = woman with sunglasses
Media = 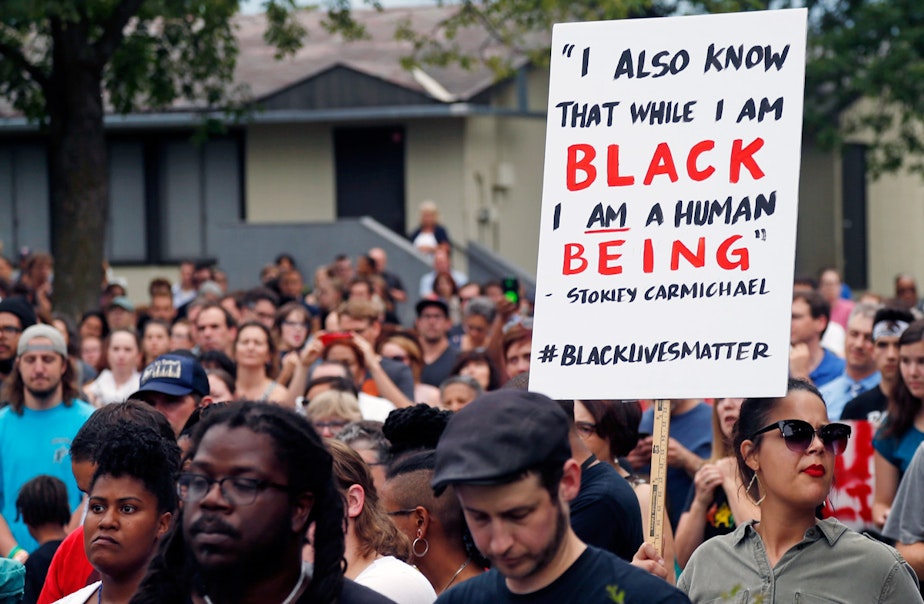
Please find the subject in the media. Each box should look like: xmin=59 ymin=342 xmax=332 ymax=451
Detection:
xmin=679 ymin=379 xmax=922 ymax=602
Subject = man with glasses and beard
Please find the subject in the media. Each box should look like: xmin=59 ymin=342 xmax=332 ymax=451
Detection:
xmin=132 ymin=401 xmax=394 ymax=603
xmin=431 ymin=390 xmax=690 ymax=603
xmin=0 ymin=296 xmax=36 ymax=383
xmin=0 ymin=325 xmax=93 ymax=558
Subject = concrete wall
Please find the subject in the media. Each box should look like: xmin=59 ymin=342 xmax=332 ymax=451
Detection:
xmin=404 ymin=119 xmax=466 ymax=243
xmin=867 ymin=169 xmax=924 ymax=295
xmin=246 ymin=123 xmax=336 ymax=222
xmin=796 ymin=145 xmax=840 ymax=277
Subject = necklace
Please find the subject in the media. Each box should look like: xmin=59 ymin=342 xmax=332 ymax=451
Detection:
xmin=203 ymin=563 xmax=308 ymax=604
xmin=441 ymin=558 xmax=471 ymax=593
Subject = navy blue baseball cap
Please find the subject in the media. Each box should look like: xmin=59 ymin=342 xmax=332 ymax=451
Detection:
xmin=131 ymin=353 xmax=209 ymax=398
xmin=431 ymin=390 xmax=572 ymax=494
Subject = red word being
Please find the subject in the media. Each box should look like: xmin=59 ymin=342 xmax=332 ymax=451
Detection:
xmin=562 ymin=235 xmax=749 ymax=276
xmin=566 ymin=138 xmax=765 ymax=191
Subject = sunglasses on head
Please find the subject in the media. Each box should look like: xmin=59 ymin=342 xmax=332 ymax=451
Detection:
xmin=750 ymin=419 xmax=851 ymax=455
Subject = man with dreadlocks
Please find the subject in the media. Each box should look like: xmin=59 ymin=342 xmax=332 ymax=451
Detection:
xmin=131 ymin=401 xmax=393 ymax=604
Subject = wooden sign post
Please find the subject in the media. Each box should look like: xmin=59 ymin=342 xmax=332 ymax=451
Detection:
xmin=649 ymin=400 xmax=671 ymax=554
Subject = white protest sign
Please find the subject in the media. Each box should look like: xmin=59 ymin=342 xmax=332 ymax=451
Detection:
xmin=529 ymin=9 xmax=807 ymax=400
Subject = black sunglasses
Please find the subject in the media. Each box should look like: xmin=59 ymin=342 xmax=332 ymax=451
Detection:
xmin=750 ymin=419 xmax=851 ymax=455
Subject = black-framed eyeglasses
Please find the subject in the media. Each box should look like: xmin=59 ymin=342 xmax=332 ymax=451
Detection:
xmin=575 ymin=421 xmax=598 ymax=438
xmin=177 ymin=472 xmax=290 ymax=506
xmin=0 ymin=326 xmax=22 ymax=336
xmin=385 ymin=508 xmax=418 ymax=517
xmin=750 ymin=419 xmax=851 ymax=455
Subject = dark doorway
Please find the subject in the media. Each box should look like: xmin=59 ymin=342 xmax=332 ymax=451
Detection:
xmin=841 ymin=144 xmax=867 ymax=289
xmin=334 ymin=126 xmax=406 ymax=235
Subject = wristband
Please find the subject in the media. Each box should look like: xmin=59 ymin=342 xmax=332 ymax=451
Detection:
xmin=7 ymin=546 xmax=26 ymax=562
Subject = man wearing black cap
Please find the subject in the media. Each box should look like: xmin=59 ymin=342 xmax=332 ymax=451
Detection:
xmin=432 ymin=391 xmax=690 ymax=603
xmin=416 ymin=298 xmax=458 ymax=387
xmin=130 ymin=352 xmax=210 ymax=436
xmin=0 ymin=296 xmax=36 ymax=382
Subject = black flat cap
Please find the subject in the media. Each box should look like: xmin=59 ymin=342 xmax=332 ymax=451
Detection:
xmin=0 ymin=297 xmax=36 ymax=330
xmin=415 ymin=297 xmax=449 ymax=317
xmin=432 ymin=390 xmax=571 ymax=494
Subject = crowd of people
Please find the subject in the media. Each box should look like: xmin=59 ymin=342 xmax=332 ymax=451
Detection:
xmin=0 ymin=227 xmax=923 ymax=602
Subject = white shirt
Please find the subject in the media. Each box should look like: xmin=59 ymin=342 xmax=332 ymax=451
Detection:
xmin=86 ymin=369 xmax=141 ymax=406
xmin=53 ymin=581 xmax=100 ymax=604
xmin=355 ymin=556 xmax=436 ymax=604
xmin=358 ymin=393 xmax=396 ymax=423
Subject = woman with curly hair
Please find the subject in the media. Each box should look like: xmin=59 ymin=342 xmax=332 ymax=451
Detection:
xmin=56 ymin=422 xmax=180 ymax=603
xmin=379 ymin=405 xmax=485 ymax=595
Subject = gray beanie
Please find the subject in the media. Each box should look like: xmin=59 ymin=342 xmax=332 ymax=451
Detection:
xmin=17 ymin=324 xmax=67 ymax=357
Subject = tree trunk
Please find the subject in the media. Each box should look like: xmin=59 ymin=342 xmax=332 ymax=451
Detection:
xmin=46 ymin=34 xmax=108 ymax=321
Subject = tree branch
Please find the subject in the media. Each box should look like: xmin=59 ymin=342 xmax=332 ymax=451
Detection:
xmin=0 ymin=34 xmax=49 ymax=90
xmin=93 ymin=0 xmax=146 ymax=65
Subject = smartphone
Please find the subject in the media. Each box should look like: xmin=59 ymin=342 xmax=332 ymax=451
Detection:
xmin=502 ymin=277 xmax=520 ymax=305
xmin=319 ymin=332 xmax=352 ymax=346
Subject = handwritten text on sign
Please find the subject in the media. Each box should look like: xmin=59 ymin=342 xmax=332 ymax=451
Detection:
xmin=529 ymin=10 xmax=807 ymax=399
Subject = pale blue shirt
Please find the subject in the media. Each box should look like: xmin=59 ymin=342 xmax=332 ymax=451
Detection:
xmin=819 ymin=370 xmax=881 ymax=421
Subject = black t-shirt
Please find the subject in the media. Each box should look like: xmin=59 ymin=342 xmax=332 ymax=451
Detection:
xmin=681 ymin=482 xmax=737 ymax=542
xmin=186 ymin=578 xmax=396 ymax=604
xmin=303 ymin=579 xmax=397 ymax=603
xmin=570 ymin=459 xmax=643 ymax=561
xmin=842 ymin=387 xmax=888 ymax=423
xmin=436 ymin=546 xmax=690 ymax=603
xmin=23 ymin=539 xmax=62 ymax=604
xmin=420 ymin=345 xmax=459 ymax=387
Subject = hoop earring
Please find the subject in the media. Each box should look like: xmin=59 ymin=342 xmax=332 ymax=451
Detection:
xmin=412 ymin=530 xmax=430 ymax=558
xmin=747 ymin=472 xmax=766 ymax=506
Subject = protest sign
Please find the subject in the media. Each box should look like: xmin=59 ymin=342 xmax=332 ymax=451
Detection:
xmin=529 ymin=9 xmax=808 ymax=399
xmin=827 ymin=419 xmax=876 ymax=532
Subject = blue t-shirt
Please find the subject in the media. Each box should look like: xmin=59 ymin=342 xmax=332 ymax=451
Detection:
xmin=639 ymin=402 xmax=713 ymax=530
xmin=874 ymin=425 xmax=924 ymax=477
xmin=0 ymin=400 xmax=94 ymax=552
xmin=810 ymin=349 xmax=845 ymax=388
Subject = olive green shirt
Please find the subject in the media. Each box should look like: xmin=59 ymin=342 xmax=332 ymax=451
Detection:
xmin=678 ymin=518 xmax=922 ymax=603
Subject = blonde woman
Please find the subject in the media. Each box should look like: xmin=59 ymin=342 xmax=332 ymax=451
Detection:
xmin=305 ymin=389 xmax=363 ymax=438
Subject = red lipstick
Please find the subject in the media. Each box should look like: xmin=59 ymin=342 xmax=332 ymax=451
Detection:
xmin=803 ymin=465 xmax=825 ymax=477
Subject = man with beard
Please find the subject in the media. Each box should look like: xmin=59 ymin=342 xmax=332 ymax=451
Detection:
xmin=0 ymin=325 xmax=93 ymax=555
xmin=132 ymin=402 xmax=394 ymax=603
xmin=431 ymin=391 xmax=690 ymax=603
xmin=416 ymin=299 xmax=459 ymax=387
xmin=0 ymin=296 xmax=36 ymax=382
